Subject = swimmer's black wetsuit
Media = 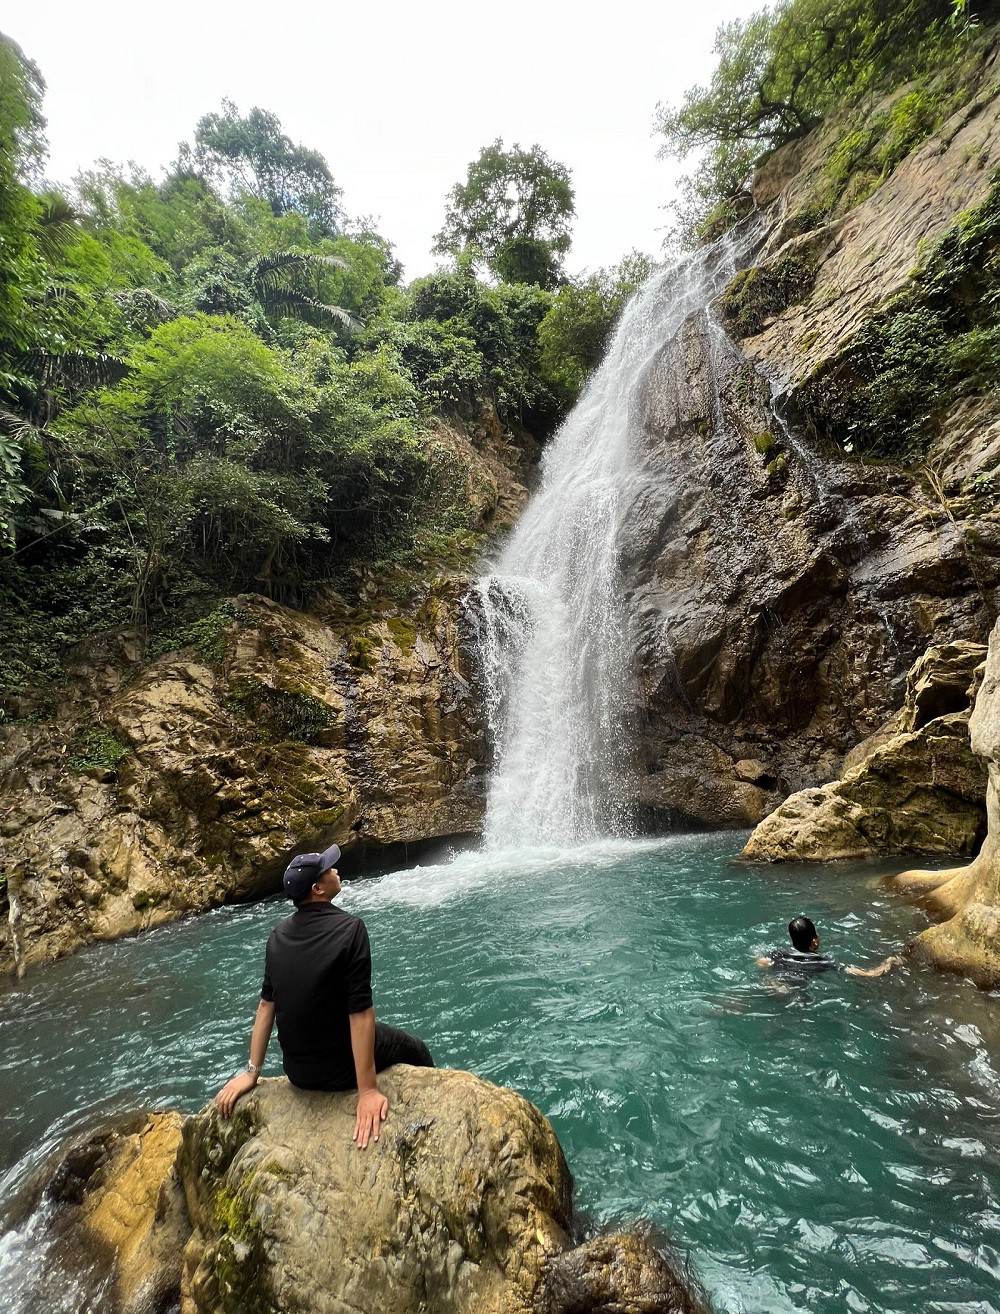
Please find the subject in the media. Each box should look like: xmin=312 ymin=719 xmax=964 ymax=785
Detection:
xmin=766 ymin=948 xmax=843 ymax=977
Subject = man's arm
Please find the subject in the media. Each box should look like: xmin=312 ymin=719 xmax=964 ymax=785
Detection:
xmin=216 ymin=998 xmax=275 ymax=1118
xmin=349 ymin=1006 xmax=387 ymax=1150
xmin=756 ymin=956 xmax=774 ymax=968
xmin=845 ymin=955 xmax=904 ymax=978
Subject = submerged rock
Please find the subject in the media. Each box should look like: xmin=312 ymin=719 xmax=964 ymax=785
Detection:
xmin=22 ymin=1071 xmax=710 ymax=1314
xmin=740 ymin=642 xmax=986 ymax=862
xmin=894 ymin=622 xmax=1000 ymax=987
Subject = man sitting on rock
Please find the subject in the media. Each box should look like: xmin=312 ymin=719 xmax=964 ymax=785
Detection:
xmin=216 ymin=843 xmax=433 ymax=1148
xmin=757 ymin=915 xmax=903 ymax=978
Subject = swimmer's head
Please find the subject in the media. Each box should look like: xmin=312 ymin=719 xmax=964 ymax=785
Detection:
xmin=788 ymin=916 xmax=819 ymax=952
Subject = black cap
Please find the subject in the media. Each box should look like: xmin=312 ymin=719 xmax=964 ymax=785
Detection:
xmin=282 ymin=843 xmax=341 ymax=901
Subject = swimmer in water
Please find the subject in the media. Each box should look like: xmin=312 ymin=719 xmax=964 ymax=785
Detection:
xmin=757 ymin=916 xmax=903 ymax=978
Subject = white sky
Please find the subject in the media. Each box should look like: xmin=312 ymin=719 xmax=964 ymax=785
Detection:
xmin=13 ymin=0 xmax=758 ymax=281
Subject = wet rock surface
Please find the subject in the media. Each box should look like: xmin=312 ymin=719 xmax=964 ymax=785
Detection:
xmin=624 ymin=310 xmax=998 ymax=829
xmin=740 ymin=642 xmax=986 ymax=862
xmin=16 ymin=1112 xmax=187 ymax=1314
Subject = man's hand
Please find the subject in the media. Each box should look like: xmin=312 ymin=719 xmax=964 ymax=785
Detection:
xmin=353 ymin=1088 xmax=388 ymax=1149
xmin=216 ymin=1071 xmax=258 ymax=1119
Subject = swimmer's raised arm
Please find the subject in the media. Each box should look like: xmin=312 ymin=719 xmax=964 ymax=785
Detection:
xmin=844 ymin=955 xmax=904 ymax=978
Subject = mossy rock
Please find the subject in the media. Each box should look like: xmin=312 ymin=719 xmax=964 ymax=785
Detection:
xmin=386 ymin=617 xmax=418 ymax=652
xmin=752 ymin=430 xmax=778 ymax=457
xmin=346 ymin=633 xmax=382 ymax=673
xmin=721 ymin=254 xmax=819 ymax=338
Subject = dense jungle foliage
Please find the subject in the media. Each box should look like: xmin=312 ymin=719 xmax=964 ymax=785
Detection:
xmin=658 ymin=0 xmax=1000 ymax=242
xmin=0 ymin=36 xmax=647 ymax=703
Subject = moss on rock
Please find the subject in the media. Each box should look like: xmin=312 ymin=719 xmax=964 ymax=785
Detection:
xmin=720 ymin=255 xmax=819 ymax=339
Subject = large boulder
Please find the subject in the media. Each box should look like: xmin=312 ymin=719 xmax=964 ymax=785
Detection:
xmin=178 ymin=1070 xmax=572 ymax=1314
xmin=177 ymin=1070 xmax=709 ymax=1314
xmin=894 ymin=621 xmax=1000 ymax=986
xmin=20 ymin=1071 xmax=709 ymax=1314
xmin=740 ymin=642 xmax=986 ymax=862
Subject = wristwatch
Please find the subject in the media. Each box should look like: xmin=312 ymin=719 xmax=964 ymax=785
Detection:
xmin=247 ymin=1062 xmax=262 ymax=1076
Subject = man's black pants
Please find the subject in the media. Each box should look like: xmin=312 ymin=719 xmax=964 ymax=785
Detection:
xmin=288 ymin=1022 xmax=433 ymax=1091
xmin=374 ymin=1021 xmax=434 ymax=1072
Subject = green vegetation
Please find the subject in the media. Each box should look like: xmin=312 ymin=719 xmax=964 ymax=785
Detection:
xmin=66 ymin=724 xmax=132 ymax=774
xmin=433 ymin=140 xmax=575 ymax=289
xmin=0 ymin=35 xmax=646 ymax=706
xmin=537 ymin=253 xmax=655 ymax=402
xmin=656 ymin=0 xmax=995 ymax=243
xmin=227 ymin=679 xmax=336 ymax=744
xmin=720 ymin=253 xmax=819 ymax=337
xmin=798 ymin=174 xmax=1000 ymax=460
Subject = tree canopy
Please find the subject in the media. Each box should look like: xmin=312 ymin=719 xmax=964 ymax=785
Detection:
xmin=434 ymin=140 xmax=575 ymax=289
xmin=0 ymin=36 xmax=646 ymax=702
xmin=656 ymin=0 xmax=988 ymax=242
xmin=181 ymin=101 xmax=345 ymax=235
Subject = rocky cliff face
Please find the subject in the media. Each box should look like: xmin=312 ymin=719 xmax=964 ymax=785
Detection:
xmin=625 ymin=47 xmax=1000 ymax=830
xmin=0 ymin=406 xmax=535 ymax=975
xmin=21 ymin=1072 xmax=710 ymax=1314
xmin=739 ymin=641 xmax=987 ymax=862
xmin=893 ymin=619 xmax=1000 ymax=986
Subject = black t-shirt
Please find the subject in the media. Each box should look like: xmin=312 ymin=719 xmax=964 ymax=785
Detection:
xmin=767 ymin=948 xmax=842 ymax=975
xmin=261 ymin=901 xmax=373 ymax=1090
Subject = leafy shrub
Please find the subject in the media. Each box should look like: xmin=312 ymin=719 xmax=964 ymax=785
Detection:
xmin=228 ymin=679 xmax=335 ymax=743
xmin=67 ymin=725 xmax=132 ymax=774
xmin=798 ymin=175 xmax=1000 ymax=461
xmin=537 ymin=253 xmax=654 ymax=403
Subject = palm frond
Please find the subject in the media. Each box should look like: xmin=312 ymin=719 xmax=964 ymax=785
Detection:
xmin=34 ymin=194 xmax=79 ymax=259
xmin=262 ymin=291 xmax=361 ymax=332
xmin=113 ymin=287 xmax=177 ymax=325
xmin=248 ymin=250 xmax=349 ymax=290
xmin=0 ymin=408 xmax=45 ymax=446
xmin=19 ymin=349 xmax=130 ymax=393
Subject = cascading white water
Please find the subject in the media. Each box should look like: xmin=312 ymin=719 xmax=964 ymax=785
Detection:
xmin=474 ymin=230 xmax=757 ymax=850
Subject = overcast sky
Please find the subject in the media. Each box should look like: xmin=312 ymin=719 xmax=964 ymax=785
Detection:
xmin=13 ymin=0 xmax=759 ymax=281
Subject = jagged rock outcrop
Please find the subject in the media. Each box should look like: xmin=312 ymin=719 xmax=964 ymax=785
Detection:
xmin=894 ymin=621 xmax=1000 ymax=986
xmin=625 ymin=50 xmax=1000 ymax=829
xmin=25 ymin=1071 xmax=711 ymax=1314
xmin=18 ymin=1112 xmax=187 ymax=1314
xmin=739 ymin=642 xmax=986 ymax=862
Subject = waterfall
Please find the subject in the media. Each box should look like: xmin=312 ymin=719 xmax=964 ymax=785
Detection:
xmin=474 ymin=230 xmax=756 ymax=850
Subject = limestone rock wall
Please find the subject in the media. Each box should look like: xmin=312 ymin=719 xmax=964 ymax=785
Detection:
xmin=894 ymin=620 xmax=1000 ymax=986
xmin=0 ymin=397 xmax=538 ymax=977
xmin=0 ymin=582 xmax=485 ymax=976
